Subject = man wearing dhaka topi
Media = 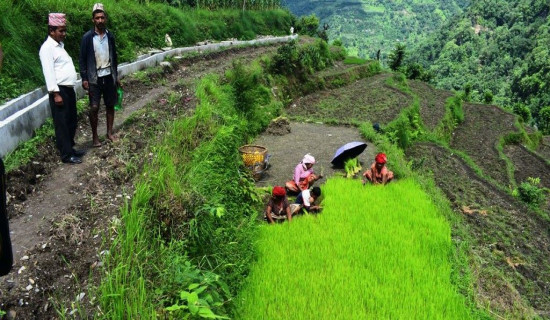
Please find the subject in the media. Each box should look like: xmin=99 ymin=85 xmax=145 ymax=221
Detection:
xmin=39 ymin=13 xmax=84 ymax=164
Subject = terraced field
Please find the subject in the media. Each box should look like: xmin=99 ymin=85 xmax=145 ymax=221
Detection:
xmin=503 ymin=144 xmax=550 ymax=188
xmin=3 ymin=40 xmax=550 ymax=319
xmin=287 ymin=73 xmax=412 ymax=125
xmin=406 ymin=142 xmax=550 ymax=316
xmin=450 ymin=103 xmax=519 ymax=187
xmin=409 ymin=80 xmax=452 ymax=131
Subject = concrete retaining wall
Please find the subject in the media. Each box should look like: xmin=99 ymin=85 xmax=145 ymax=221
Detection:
xmin=0 ymin=35 xmax=297 ymax=158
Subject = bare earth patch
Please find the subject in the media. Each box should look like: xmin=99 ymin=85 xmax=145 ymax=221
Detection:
xmin=503 ymin=144 xmax=550 ymax=188
xmin=409 ymin=80 xmax=452 ymax=131
xmin=252 ymin=122 xmax=376 ymax=189
xmin=451 ymin=103 xmax=519 ymax=187
xmin=287 ymin=73 xmax=412 ymax=125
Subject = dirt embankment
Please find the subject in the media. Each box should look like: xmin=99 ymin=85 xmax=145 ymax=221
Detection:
xmin=450 ymin=103 xmax=519 ymax=187
xmin=409 ymin=80 xmax=452 ymax=131
xmin=287 ymin=73 xmax=412 ymax=125
xmin=535 ymin=136 xmax=550 ymax=161
xmin=504 ymin=144 xmax=550 ymax=188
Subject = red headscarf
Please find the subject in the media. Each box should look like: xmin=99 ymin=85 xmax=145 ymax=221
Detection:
xmin=375 ymin=153 xmax=387 ymax=164
xmin=272 ymin=186 xmax=286 ymax=197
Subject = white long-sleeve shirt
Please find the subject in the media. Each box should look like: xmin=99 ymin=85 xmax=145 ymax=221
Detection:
xmin=39 ymin=36 xmax=77 ymax=92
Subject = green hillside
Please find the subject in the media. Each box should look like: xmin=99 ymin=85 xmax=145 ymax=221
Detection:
xmin=408 ymin=0 xmax=550 ymax=130
xmin=281 ymin=0 xmax=469 ymax=58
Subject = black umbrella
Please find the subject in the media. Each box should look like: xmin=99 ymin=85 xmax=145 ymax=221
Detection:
xmin=331 ymin=141 xmax=367 ymax=167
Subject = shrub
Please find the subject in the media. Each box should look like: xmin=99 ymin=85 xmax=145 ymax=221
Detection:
xmin=483 ymin=90 xmax=494 ymax=104
xmin=295 ymin=14 xmax=319 ymax=37
xmin=513 ymin=103 xmax=531 ymax=123
xmin=537 ymin=106 xmax=550 ymax=134
xmin=388 ymin=43 xmax=406 ymax=71
xmin=502 ymin=133 xmax=523 ymax=145
xmin=270 ymin=40 xmax=299 ymax=75
xmin=329 ymin=46 xmax=347 ymax=61
xmin=450 ymin=96 xmax=465 ymax=124
xmin=405 ymin=63 xmax=423 ymax=80
xmin=517 ymin=177 xmax=546 ymax=207
xmin=269 ymin=39 xmax=333 ymax=78
xmin=332 ymin=39 xmax=343 ymax=47
xmin=392 ymin=72 xmax=406 ymax=86
xmin=463 ymin=83 xmax=472 ymax=101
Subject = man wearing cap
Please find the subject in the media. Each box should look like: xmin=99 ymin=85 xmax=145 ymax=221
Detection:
xmin=79 ymin=3 xmax=120 ymax=147
xmin=39 ymin=13 xmax=83 ymax=164
xmin=362 ymin=152 xmax=394 ymax=185
xmin=265 ymin=186 xmax=292 ymax=223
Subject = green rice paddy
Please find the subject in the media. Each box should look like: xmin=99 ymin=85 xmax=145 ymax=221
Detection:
xmin=235 ymin=178 xmax=475 ymax=319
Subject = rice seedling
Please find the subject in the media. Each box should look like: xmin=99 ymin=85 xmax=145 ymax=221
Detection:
xmin=234 ymin=178 xmax=478 ymax=319
xmin=344 ymin=157 xmax=361 ymax=178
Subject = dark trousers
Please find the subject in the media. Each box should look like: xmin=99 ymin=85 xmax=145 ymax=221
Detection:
xmin=49 ymin=86 xmax=77 ymax=161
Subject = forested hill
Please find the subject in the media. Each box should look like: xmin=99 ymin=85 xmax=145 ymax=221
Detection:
xmin=281 ymin=0 xmax=469 ymax=58
xmin=408 ymin=0 xmax=550 ymax=128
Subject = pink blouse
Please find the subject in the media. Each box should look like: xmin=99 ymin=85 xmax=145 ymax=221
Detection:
xmin=294 ymin=163 xmax=314 ymax=185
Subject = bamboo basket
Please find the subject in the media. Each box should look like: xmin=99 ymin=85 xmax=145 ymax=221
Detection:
xmin=239 ymin=145 xmax=267 ymax=166
xmin=239 ymin=145 xmax=268 ymax=181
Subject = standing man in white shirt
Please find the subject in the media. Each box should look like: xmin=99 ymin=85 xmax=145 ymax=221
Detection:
xmin=79 ymin=3 xmax=120 ymax=148
xmin=39 ymin=13 xmax=84 ymax=164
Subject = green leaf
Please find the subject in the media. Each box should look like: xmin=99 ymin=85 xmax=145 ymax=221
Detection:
xmin=165 ymin=304 xmax=187 ymax=311
xmin=188 ymin=292 xmax=199 ymax=305
xmin=180 ymin=290 xmax=190 ymax=300
xmin=215 ymin=206 xmax=225 ymax=218
xmin=198 ymin=307 xmax=230 ymax=319
xmin=189 ymin=303 xmax=199 ymax=314
xmin=194 ymin=285 xmax=208 ymax=295
xmin=188 ymin=283 xmax=200 ymax=290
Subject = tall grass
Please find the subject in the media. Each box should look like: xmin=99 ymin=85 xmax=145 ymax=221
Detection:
xmin=235 ymin=178 xmax=478 ymax=319
xmin=433 ymin=96 xmax=464 ymax=144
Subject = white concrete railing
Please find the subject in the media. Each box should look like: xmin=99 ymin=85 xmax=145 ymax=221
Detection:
xmin=0 ymin=34 xmax=297 ymax=158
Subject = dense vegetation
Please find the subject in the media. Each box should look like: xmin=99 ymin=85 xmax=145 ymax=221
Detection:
xmin=408 ymin=0 xmax=550 ymax=131
xmin=281 ymin=0 xmax=469 ymax=59
xmin=0 ymin=0 xmax=292 ymax=102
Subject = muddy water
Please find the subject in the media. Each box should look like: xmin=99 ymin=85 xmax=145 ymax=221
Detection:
xmin=252 ymin=122 xmax=377 ymax=188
